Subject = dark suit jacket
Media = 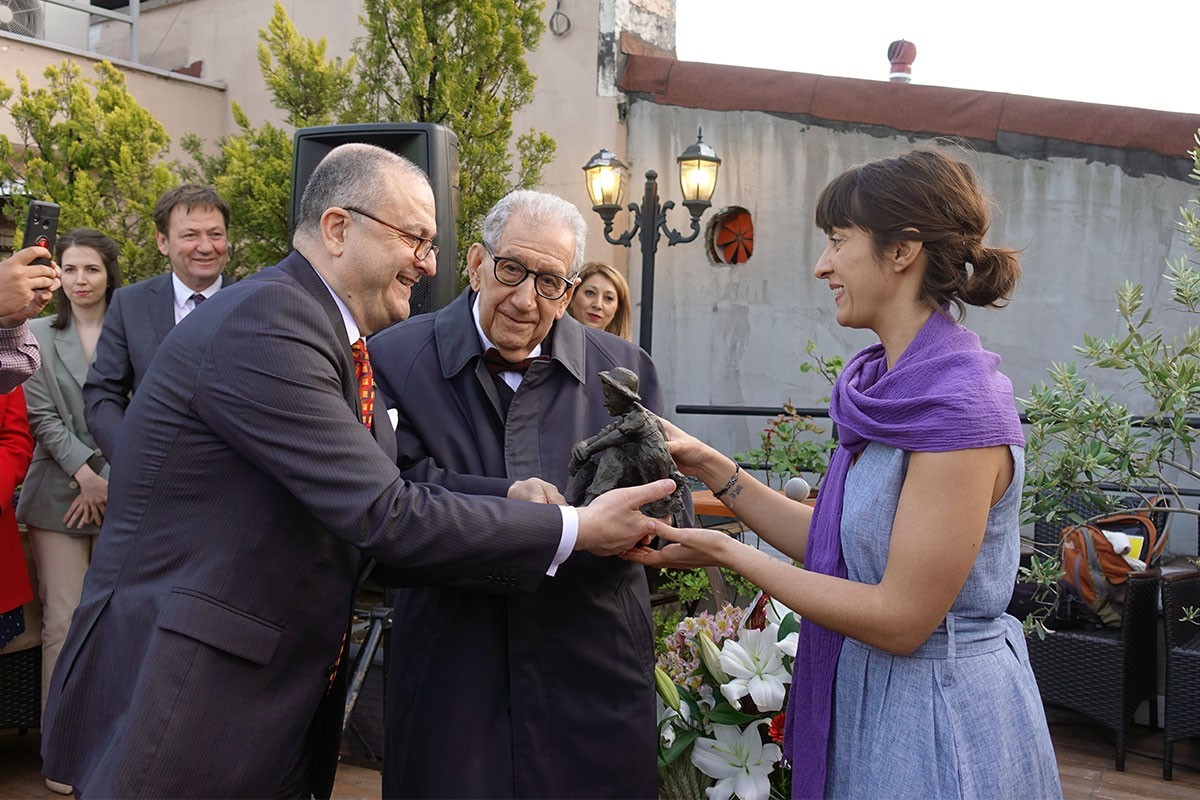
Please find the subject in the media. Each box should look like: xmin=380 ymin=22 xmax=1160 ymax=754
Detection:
xmin=82 ymin=272 xmax=175 ymax=461
xmin=369 ymin=291 xmax=667 ymax=799
xmin=40 ymin=254 xmax=565 ymax=799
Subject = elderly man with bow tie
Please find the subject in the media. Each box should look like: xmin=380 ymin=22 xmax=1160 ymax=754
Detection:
xmin=369 ymin=189 xmax=687 ymax=799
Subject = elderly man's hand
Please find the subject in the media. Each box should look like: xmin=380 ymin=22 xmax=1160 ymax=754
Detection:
xmin=0 ymin=247 xmax=61 ymax=327
xmin=507 ymin=477 xmax=566 ymax=505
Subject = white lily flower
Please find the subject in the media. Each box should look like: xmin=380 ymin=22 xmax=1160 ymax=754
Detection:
xmin=718 ymin=625 xmax=791 ymax=711
xmin=656 ymin=695 xmax=678 ymax=747
xmin=655 ymin=693 xmax=692 ymax=748
xmin=691 ymin=721 xmax=781 ymax=800
xmin=776 ymin=630 xmax=798 ymax=659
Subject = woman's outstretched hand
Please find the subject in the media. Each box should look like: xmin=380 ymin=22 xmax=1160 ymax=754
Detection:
xmin=621 ymin=518 xmax=734 ymax=570
xmin=657 ymin=416 xmax=724 ymax=480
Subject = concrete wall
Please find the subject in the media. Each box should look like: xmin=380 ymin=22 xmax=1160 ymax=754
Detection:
xmin=0 ymin=34 xmax=227 ymax=164
xmin=624 ymin=100 xmax=1197 ymax=461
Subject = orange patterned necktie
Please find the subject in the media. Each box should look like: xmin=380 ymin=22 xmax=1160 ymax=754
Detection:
xmin=351 ymin=338 xmax=374 ymax=430
xmin=329 ymin=339 xmax=374 ymax=692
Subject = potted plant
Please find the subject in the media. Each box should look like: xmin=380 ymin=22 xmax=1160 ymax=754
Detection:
xmin=1017 ymin=130 xmax=1200 ymax=635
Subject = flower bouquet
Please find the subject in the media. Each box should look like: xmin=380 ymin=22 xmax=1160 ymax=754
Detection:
xmin=654 ymin=595 xmax=798 ymax=800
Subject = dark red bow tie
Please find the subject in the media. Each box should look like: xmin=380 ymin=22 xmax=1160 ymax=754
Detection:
xmin=482 ymin=348 xmax=550 ymax=376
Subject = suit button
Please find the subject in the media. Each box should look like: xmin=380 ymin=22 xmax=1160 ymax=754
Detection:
xmin=68 ymin=481 xmax=78 ymax=489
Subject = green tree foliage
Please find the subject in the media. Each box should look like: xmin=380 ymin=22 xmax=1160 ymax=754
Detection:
xmin=187 ymin=0 xmax=556 ymax=273
xmin=179 ymin=2 xmax=358 ymax=277
xmin=257 ymin=3 xmax=356 ymax=129
xmin=351 ymin=0 xmax=557 ymax=249
xmin=180 ymin=105 xmax=293 ymax=280
xmin=0 ymin=60 xmax=174 ymax=284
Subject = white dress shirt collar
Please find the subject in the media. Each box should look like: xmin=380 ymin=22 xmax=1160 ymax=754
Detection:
xmin=313 ymin=271 xmax=361 ymax=346
xmin=471 ymin=295 xmax=542 ymax=391
xmin=172 ymin=274 xmax=224 ymax=324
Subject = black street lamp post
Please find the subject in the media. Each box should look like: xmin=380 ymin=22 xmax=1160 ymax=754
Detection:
xmin=582 ymin=131 xmax=720 ymax=354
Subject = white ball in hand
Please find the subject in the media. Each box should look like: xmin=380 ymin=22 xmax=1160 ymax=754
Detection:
xmin=784 ymin=476 xmax=811 ymax=501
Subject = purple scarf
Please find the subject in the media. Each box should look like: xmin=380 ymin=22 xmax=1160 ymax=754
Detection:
xmin=784 ymin=310 xmax=1025 ymax=799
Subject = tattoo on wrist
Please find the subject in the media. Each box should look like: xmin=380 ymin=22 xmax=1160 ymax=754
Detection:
xmin=726 ymin=483 xmax=744 ymax=507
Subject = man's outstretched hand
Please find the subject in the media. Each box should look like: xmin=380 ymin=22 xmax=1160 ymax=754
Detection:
xmin=574 ymin=478 xmax=676 ymax=557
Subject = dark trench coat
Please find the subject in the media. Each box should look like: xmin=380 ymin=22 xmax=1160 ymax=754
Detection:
xmin=370 ymin=291 xmax=682 ymax=799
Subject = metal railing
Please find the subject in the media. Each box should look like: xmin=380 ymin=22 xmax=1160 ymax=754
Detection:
xmin=37 ymin=1 xmax=140 ymax=62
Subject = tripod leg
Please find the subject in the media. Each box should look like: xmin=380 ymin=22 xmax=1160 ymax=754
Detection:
xmin=343 ymin=612 xmax=387 ymax=732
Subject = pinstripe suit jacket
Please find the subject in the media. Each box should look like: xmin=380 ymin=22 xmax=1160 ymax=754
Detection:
xmin=40 ymin=252 xmax=564 ymax=799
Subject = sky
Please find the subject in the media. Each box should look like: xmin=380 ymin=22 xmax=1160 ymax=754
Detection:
xmin=675 ymin=0 xmax=1196 ymax=115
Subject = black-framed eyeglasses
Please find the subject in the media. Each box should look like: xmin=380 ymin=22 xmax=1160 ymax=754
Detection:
xmin=484 ymin=244 xmax=577 ymax=300
xmin=343 ymin=206 xmax=439 ymax=261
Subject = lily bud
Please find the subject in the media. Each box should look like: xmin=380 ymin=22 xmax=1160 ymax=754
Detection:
xmin=697 ymin=630 xmax=731 ymax=684
xmin=654 ymin=666 xmax=681 ymax=712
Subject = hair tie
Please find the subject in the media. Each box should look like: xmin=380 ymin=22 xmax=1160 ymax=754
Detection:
xmin=963 ymin=261 xmax=975 ymax=279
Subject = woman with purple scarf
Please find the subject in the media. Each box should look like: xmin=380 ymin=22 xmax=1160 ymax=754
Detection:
xmin=629 ymin=149 xmax=1061 ymax=799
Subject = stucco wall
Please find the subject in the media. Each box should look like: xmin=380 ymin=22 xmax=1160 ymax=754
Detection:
xmin=0 ymin=35 xmax=227 ymax=164
xmin=623 ymin=101 xmax=1197 ymax=463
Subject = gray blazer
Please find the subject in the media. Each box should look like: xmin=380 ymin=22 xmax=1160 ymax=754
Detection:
xmin=16 ymin=317 xmax=108 ymax=534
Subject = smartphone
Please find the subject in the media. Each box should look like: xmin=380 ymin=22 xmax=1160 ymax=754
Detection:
xmin=23 ymin=200 xmax=60 ymax=267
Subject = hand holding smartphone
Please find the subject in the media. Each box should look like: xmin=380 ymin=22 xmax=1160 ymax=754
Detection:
xmin=23 ymin=200 xmax=60 ymax=266
xmin=0 ymin=200 xmax=62 ymax=325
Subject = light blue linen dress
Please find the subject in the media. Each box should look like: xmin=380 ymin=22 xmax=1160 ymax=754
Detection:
xmin=826 ymin=443 xmax=1062 ymax=799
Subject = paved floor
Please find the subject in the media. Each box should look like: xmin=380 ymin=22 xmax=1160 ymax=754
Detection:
xmin=1 ymin=709 xmax=1197 ymax=799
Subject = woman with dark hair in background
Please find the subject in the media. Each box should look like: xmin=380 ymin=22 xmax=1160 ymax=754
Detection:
xmin=629 ymin=149 xmax=1061 ymax=799
xmin=568 ymin=261 xmax=633 ymax=340
xmin=17 ymin=228 xmax=120 ymax=794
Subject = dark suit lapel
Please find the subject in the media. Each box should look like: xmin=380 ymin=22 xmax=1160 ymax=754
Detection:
xmin=436 ymin=291 xmax=508 ymax=426
xmin=275 ymin=253 xmax=358 ymax=413
xmin=148 ymin=273 xmax=176 ymax=343
xmin=54 ymin=325 xmax=90 ymax=388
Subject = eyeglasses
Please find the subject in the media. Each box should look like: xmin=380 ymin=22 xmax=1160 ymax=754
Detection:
xmin=343 ymin=206 xmax=439 ymax=261
xmin=484 ymin=244 xmax=578 ymax=300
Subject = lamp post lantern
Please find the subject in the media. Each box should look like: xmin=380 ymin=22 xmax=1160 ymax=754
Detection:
xmin=582 ymin=130 xmax=720 ymax=354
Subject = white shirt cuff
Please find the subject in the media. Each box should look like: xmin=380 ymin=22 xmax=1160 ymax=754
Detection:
xmin=548 ymin=505 xmax=578 ymax=576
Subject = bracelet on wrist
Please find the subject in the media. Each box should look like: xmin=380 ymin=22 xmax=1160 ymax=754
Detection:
xmin=712 ymin=464 xmax=741 ymax=499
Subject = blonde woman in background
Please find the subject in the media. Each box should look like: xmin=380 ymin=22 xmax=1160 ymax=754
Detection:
xmin=568 ymin=261 xmax=632 ymax=340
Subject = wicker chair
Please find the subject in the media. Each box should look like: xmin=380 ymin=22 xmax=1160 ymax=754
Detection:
xmin=1162 ymin=569 xmax=1200 ymax=780
xmin=0 ymin=644 xmax=41 ymax=732
xmin=1025 ymin=570 xmax=1160 ymax=771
